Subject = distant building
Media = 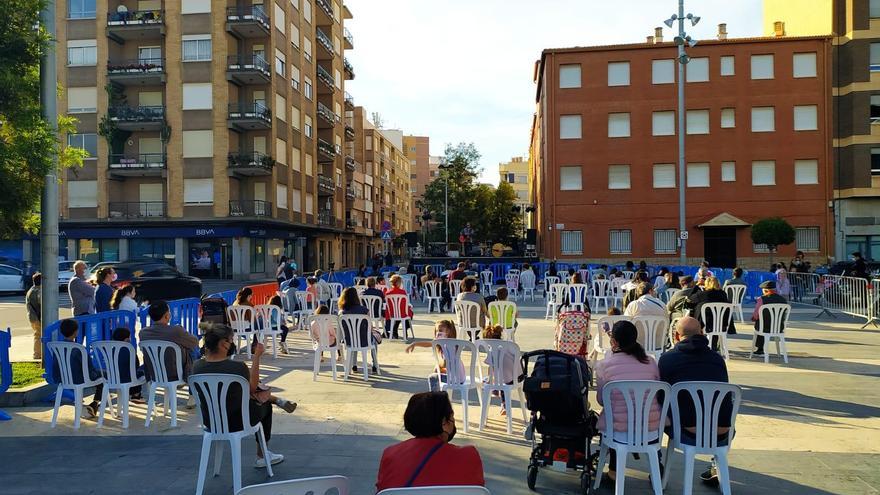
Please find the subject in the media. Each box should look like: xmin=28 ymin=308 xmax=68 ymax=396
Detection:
xmin=403 ymin=135 xmax=431 ymax=229
xmin=499 ymin=156 xmax=533 ymax=228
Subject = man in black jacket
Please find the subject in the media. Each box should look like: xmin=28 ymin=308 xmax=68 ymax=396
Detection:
xmin=666 ymin=275 xmax=700 ymax=320
xmin=751 ymin=280 xmax=788 ymax=355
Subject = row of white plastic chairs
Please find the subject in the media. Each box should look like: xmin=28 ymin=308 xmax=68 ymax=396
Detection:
xmin=233 ymin=476 xmax=489 ymax=495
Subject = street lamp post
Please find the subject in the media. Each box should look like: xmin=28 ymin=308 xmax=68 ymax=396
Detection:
xmin=438 ymin=161 xmax=451 ymax=255
xmin=40 ymin=1 xmax=60 ymax=330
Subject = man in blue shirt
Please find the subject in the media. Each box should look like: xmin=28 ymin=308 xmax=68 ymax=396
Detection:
xmin=94 ymin=266 xmax=116 ymax=313
xmin=52 ymin=319 xmax=104 ymax=418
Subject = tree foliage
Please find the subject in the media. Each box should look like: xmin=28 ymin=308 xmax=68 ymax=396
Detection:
xmin=0 ymin=0 xmax=86 ymax=237
xmin=750 ymin=217 xmax=796 ymax=252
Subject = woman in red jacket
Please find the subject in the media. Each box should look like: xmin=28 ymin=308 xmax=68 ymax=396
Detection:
xmin=384 ymin=275 xmax=413 ymax=339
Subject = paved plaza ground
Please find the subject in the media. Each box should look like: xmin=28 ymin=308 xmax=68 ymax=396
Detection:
xmin=1 ymin=287 xmax=879 ymax=494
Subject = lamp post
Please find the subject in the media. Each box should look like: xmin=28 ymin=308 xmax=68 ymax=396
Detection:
xmin=438 ymin=161 xmax=452 ymax=254
xmin=40 ymin=1 xmax=60 ymax=330
xmin=665 ymin=1 xmax=700 ymax=265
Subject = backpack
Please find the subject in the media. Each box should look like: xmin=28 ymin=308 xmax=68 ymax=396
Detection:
xmin=554 ymin=310 xmax=590 ymax=357
xmin=200 ymin=297 xmax=229 ymax=326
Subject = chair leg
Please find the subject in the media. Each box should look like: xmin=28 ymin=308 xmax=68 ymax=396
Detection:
xmin=73 ymin=388 xmax=83 ymax=430
xmin=647 ymin=449 xmax=663 ymax=495
xmin=479 ymin=387 xmax=489 ymax=432
xmin=662 ymin=443 xmax=674 ymax=490
xmin=313 ymin=350 xmax=320 ymax=381
xmin=145 ymin=384 xmax=155 ymax=427
xmin=120 ymin=388 xmax=130 ymax=429
xmin=682 ymin=448 xmax=696 ymax=495
xmin=504 ymin=389 xmax=513 ymax=434
xmin=97 ymin=386 xmax=110 ymax=428
xmin=51 ymin=385 xmax=63 ymax=428
xmin=615 ymin=446 xmax=628 ymax=495
xmin=362 ymin=351 xmax=369 ymax=381
xmin=716 ymin=453 xmax=732 ymax=495
xmin=331 ymin=349 xmax=338 ymax=381
xmin=780 ymin=337 xmax=789 ymax=364
xmin=230 ymin=439 xmax=242 ymax=494
xmin=461 ymin=391 xmax=469 ymax=433
xmin=170 ymin=387 xmax=178 ymax=428
xmin=213 ymin=441 xmax=224 ymax=476
xmin=196 ymin=435 xmax=212 ymax=495
xmin=517 ymin=388 xmax=528 ymax=427
xmin=593 ymin=442 xmax=609 ymax=490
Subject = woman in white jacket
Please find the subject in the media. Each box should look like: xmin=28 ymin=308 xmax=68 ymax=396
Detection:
xmin=111 ymin=285 xmax=139 ymax=313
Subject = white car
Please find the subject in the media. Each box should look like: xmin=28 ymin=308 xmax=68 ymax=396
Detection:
xmin=0 ymin=264 xmax=24 ymax=293
xmin=58 ymin=260 xmax=80 ymax=288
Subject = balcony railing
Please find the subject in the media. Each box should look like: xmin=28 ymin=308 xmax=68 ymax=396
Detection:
xmin=227 ymin=54 xmax=270 ymax=76
xmin=227 ymin=151 xmax=274 ymax=173
xmin=317 ymin=102 xmax=339 ymax=126
xmin=316 ymin=64 xmax=335 ymax=89
xmin=317 ymin=138 xmax=337 ymax=159
xmin=315 ymin=28 xmax=334 ymax=55
xmin=315 ymin=0 xmax=334 ymax=18
xmin=318 ymin=175 xmax=336 ymax=195
xmin=109 ymin=153 xmax=166 ymax=170
xmin=108 ymin=105 xmax=165 ymax=123
xmin=344 ymin=27 xmax=354 ymax=48
xmin=343 ymin=57 xmax=355 ymax=79
xmin=345 ymin=186 xmax=356 ymax=200
xmin=345 ymin=218 xmax=356 ymax=230
xmin=108 ymin=201 xmax=166 ymax=219
xmin=225 ymin=6 xmax=270 ymax=29
xmin=318 ymin=210 xmax=335 ymax=227
xmin=345 ymin=155 xmax=356 ymax=170
xmin=107 ymin=9 xmax=164 ymax=26
xmin=228 ymin=102 xmax=272 ymax=124
xmin=229 ymin=200 xmax=272 ymax=217
xmin=107 ymin=58 xmax=164 ymax=75
xmin=344 ymin=91 xmax=354 ymax=108
xmin=345 ymin=124 xmax=355 ymax=140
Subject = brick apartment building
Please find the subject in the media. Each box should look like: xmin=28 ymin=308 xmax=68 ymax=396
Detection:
xmin=403 ymin=135 xmax=430 ymax=229
xmin=530 ymin=32 xmax=834 ymax=268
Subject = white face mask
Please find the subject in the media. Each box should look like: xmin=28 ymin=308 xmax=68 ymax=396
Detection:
xmin=111 ymin=273 xmax=118 ymax=282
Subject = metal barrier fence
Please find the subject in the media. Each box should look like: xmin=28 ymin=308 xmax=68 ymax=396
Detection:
xmin=787 ymin=272 xmax=878 ymax=328
xmin=0 ymin=328 xmax=11 ymax=420
xmin=138 ymin=298 xmax=202 ymax=358
xmin=207 ymin=290 xmax=238 ymax=305
xmin=244 ymin=282 xmax=277 ymax=306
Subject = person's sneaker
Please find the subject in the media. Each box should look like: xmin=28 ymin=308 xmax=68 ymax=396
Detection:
xmin=83 ymin=403 xmax=98 ymax=419
xmin=279 ymin=400 xmax=298 ymax=414
xmin=280 ymin=342 xmax=289 ymax=355
xmin=352 ymin=365 xmax=358 ymax=372
xmin=254 ymin=451 xmax=284 ymax=468
xmin=753 ymin=350 xmax=765 ymax=357
xmin=700 ymin=466 xmax=719 ymax=485
xmin=371 ymin=365 xmax=378 ymax=373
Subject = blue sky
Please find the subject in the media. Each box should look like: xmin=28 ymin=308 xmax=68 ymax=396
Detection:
xmin=345 ymin=0 xmax=764 ymax=184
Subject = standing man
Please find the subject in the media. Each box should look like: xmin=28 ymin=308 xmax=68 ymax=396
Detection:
xmin=68 ymin=260 xmax=95 ymax=316
xmin=94 ymin=266 xmax=116 ymax=313
xmin=751 ymin=280 xmax=787 ymax=356
xmin=25 ymin=273 xmax=42 ymax=363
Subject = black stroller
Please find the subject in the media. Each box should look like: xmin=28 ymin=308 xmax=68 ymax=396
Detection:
xmin=522 ymin=349 xmax=599 ymax=494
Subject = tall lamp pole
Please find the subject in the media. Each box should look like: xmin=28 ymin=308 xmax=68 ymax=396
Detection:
xmin=665 ymin=1 xmax=700 ymax=265
xmin=40 ymin=1 xmax=60 ymax=330
xmin=438 ymin=161 xmax=451 ymax=254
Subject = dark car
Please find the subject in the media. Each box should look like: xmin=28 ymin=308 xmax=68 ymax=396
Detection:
xmin=108 ymin=260 xmax=203 ymax=303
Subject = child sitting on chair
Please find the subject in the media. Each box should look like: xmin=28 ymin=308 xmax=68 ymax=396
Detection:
xmin=406 ymin=320 xmax=463 ymax=391
xmin=481 ymin=325 xmax=521 ymax=416
xmin=111 ymin=327 xmax=145 ymax=402
xmin=310 ymin=305 xmax=341 ymax=363
xmin=268 ymin=295 xmax=291 ymax=354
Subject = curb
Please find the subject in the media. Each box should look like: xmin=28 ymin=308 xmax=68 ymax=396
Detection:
xmin=0 ymin=382 xmax=53 ymax=407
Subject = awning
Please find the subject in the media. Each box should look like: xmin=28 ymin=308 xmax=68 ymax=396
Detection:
xmin=697 ymin=212 xmax=751 ymax=228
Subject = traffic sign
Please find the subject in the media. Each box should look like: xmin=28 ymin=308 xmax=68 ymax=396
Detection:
xmin=680 ymin=231 xmax=689 ymax=240
xmin=381 ymin=221 xmax=392 ymax=232
xmin=381 ymin=231 xmax=393 ymax=240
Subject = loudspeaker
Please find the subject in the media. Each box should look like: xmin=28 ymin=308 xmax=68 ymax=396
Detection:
xmin=404 ymin=232 xmax=418 ymax=247
xmin=526 ymin=229 xmax=537 ymax=244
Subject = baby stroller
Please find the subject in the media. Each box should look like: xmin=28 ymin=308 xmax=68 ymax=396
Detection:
xmin=522 ymin=349 xmax=598 ymax=494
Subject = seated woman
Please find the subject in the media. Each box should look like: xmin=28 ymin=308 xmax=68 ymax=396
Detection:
xmin=686 ymin=276 xmax=736 ymax=349
xmin=594 ymin=320 xmax=661 ymax=483
xmin=384 ymin=275 xmax=414 ymax=339
xmin=481 ymin=325 xmax=521 ymax=416
xmin=376 ymin=391 xmax=484 ymax=491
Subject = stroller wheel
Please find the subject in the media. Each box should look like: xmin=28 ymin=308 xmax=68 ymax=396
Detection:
xmin=527 ymin=465 xmax=538 ymax=490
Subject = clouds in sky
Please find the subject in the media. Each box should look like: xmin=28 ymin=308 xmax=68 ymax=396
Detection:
xmin=345 ymin=0 xmax=764 ymax=184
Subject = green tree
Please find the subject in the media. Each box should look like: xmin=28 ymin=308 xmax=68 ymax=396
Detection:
xmin=751 ymin=217 xmax=796 ymax=264
xmin=417 ymin=143 xmax=482 ymax=245
xmin=0 ymin=0 xmax=86 ymax=237
xmin=485 ymin=181 xmax=522 ymax=243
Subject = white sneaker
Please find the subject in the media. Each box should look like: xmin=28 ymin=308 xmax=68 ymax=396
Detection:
xmin=254 ymin=451 xmax=284 ymax=468
xmin=280 ymin=342 xmax=289 ymax=354
xmin=186 ymin=395 xmax=196 ymax=410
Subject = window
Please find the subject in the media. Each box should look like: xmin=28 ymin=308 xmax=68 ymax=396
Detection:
xmin=181 ymin=0 xmax=211 ymax=13
xmin=652 ymin=59 xmax=675 ymax=84
xmin=303 ymin=0 xmax=312 ymax=22
xmin=292 ymin=188 xmax=302 ymax=212
xmin=504 ymin=172 xmax=515 ymax=183
xmin=559 ymin=115 xmax=582 ymax=139
xmin=686 ymin=110 xmax=710 ymax=134
xmin=720 ymin=108 xmax=735 ymax=128
xmin=68 ymin=180 xmax=97 ymax=208
xmin=303 ymin=38 xmax=312 ymax=62
xmin=793 ymin=105 xmax=818 ymax=131
xmin=291 ymin=146 xmax=301 ymax=171
xmin=304 ymin=115 xmax=313 ymax=138
xmin=305 ymin=192 xmax=314 ymax=215
xmin=184 ymin=178 xmax=213 ymax=205
xmin=752 ymin=161 xmax=776 ymax=186
xmin=559 ymin=64 xmax=581 ymax=88
xmin=559 ymin=165 xmax=583 ymax=191
xmin=751 ymin=54 xmax=774 ymax=79
xmin=305 ymin=153 xmax=313 ymax=175
xmin=276 ymin=184 xmax=288 ymax=209
xmin=794 ymin=159 xmax=819 ymax=184
xmin=182 ymin=130 xmax=213 ymax=158
xmin=67 ymin=40 xmax=96 ymax=66
xmin=560 ymin=231 xmax=583 ymax=255
xmin=753 ymin=242 xmax=770 ymax=253
xmin=68 ymin=0 xmax=96 ymax=18
xmin=67 ymin=133 xmax=97 ymax=157
xmin=872 ymin=96 xmax=880 ymax=124
xmin=872 ymin=148 xmax=880 ymax=175
xmin=275 ymin=48 xmax=285 ymax=76
xmin=687 ymin=163 xmax=710 ymax=187
xmin=721 ymin=161 xmax=736 ymax=182
xmin=796 ymin=227 xmax=820 ymax=252
xmin=653 ymin=164 xmax=676 ymax=188
xmin=608 ymin=113 xmax=630 ymax=137
xmin=182 ymin=35 xmax=211 ymax=62
xmin=720 ymin=55 xmax=735 ymax=76
xmin=275 ymin=93 xmax=287 ymax=122
xmin=872 ymin=0 xmax=880 ymax=17
xmin=610 ymin=230 xmax=632 ymax=254
xmin=67 ymin=87 xmax=97 ymax=113
xmin=872 ymin=43 xmax=880 ymax=71
xmin=275 ymin=138 xmax=287 ymax=165
xmin=251 ymin=238 xmax=266 ymax=274
xmin=751 ymin=107 xmax=775 ymax=132
xmin=652 ymin=111 xmax=676 ymax=136
xmin=654 ymin=229 xmax=677 ymax=254
xmin=686 ymin=57 xmax=709 ymax=82
xmin=182 ymin=83 xmax=212 ymax=110
xmin=291 ymin=106 xmax=301 ymax=129
xmin=607 ymin=61 xmax=630 ymax=86
xmin=274 ymin=3 xmax=286 ymax=31
xmin=793 ymin=52 xmax=817 ymax=78
xmin=290 ymin=23 xmax=300 ymax=48
xmin=304 ymin=76 xmax=313 ymax=99
xmin=291 ymin=65 xmax=301 ymax=90
xmin=608 ymin=165 xmax=631 ymax=189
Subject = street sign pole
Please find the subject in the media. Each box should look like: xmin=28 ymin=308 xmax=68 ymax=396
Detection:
xmin=40 ymin=0 xmax=60 ymax=329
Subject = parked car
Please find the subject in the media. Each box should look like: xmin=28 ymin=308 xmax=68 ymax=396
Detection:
xmin=86 ymin=261 xmax=118 ymax=283
xmin=0 ymin=264 xmax=24 ymax=293
xmin=58 ymin=260 xmax=82 ymax=288
xmin=108 ymin=260 xmax=203 ymax=303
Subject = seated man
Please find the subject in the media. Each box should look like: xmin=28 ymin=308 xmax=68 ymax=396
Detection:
xmin=621 ymin=271 xmax=650 ymax=309
xmin=450 ymin=262 xmax=468 ymax=281
xmin=52 ymin=319 xmax=104 ymax=418
xmin=623 ymin=282 xmax=667 ymax=318
xmin=722 ymin=267 xmax=746 ymax=290
xmin=666 ymin=275 xmax=700 ymax=320
xmin=140 ymin=300 xmax=200 ymax=388
xmin=456 ymin=276 xmax=488 ymax=328
xmin=751 ymin=280 xmax=787 ymax=356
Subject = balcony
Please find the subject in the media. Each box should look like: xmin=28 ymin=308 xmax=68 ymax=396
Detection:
xmin=344 ymin=28 xmax=354 ymax=50
xmin=345 ymin=155 xmax=356 ymax=171
xmin=317 ymin=175 xmax=336 ymax=196
xmin=106 ymin=10 xmax=165 ymax=42
xmin=343 ymin=57 xmax=355 ymax=80
xmin=228 ymin=102 xmax=272 ymax=131
xmin=315 ymin=0 xmax=334 ymax=25
xmin=108 ymin=153 xmax=166 ymax=177
xmin=316 ymin=28 xmax=335 ymax=60
xmin=229 ymin=200 xmax=272 ymax=217
xmin=345 ymin=218 xmax=356 ymax=230
xmin=108 ymin=105 xmax=165 ymax=131
xmin=317 ymin=102 xmax=339 ymax=128
xmin=316 ymin=64 xmax=335 ymax=91
xmin=318 ymin=210 xmax=335 ymax=227
xmin=107 ymin=58 xmax=165 ymax=86
xmin=343 ymin=3 xmax=353 ymax=19
xmin=228 ymin=151 xmax=274 ymax=176
xmin=317 ymin=138 xmax=337 ymax=163
xmin=226 ymin=6 xmax=270 ymax=39
xmin=345 ymin=124 xmax=355 ymax=141
xmin=344 ymin=91 xmax=354 ymax=110
xmin=108 ymin=201 xmax=166 ymax=219
xmin=226 ymin=55 xmax=271 ymax=85
xmin=345 ymin=185 xmax=356 ymax=200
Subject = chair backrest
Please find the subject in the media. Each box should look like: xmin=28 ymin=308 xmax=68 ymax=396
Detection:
xmin=327 ymin=282 xmax=344 ymax=300
xmin=189 ymin=373 xmax=251 ymax=435
xmin=92 ymin=340 xmax=138 ymax=386
xmin=548 ymin=283 xmax=567 ymax=304
xmin=296 ymin=291 xmax=318 ymax=312
xmin=505 ymin=273 xmax=519 ymax=289
xmin=568 ymin=284 xmax=590 ymax=306
xmin=507 ymin=269 xmax=520 ymax=276
xmin=479 ymin=270 xmax=493 ymax=285
xmin=477 ymin=339 xmax=521 ymax=386
xmin=577 ymin=269 xmax=591 ymax=284
xmin=47 ymin=341 xmax=92 ymax=387
xmin=236 ymin=475 xmax=351 ymax=495
xmin=424 ymin=280 xmax=441 ymax=298
xmin=592 ymin=279 xmax=610 ymax=297
xmin=520 ymin=270 xmax=536 ymax=289
xmin=432 ymin=338 xmax=477 ymax=386
xmin=401 ymin=276 xmax=415 ymax=296
xmin=309 ymin=315 xmax=337 ymax=349
xmin=700 ymin=303 xmax=734 ymax=335
xmin=254 ymin=304 xmax=283 ymax=333
xmin=377 ymin=486 xmax=489 ymax=495
xmin=601 ymin=380 xmax=671 ymax=447
xmin=280 ymin=288 xmax=294 ymax=313
xmin=318 ymin=283 xmax=333 ymax=302
xmin=139 ymin=340 xmax=183 ymax=384
xmin=622 ymin=270 xmax=635 ymax=280
xmin=632 ymin=316 xmax=668 ymax=356
xmin=665 ymin=288 xmax=681 ymax=301
xmin=449 ymin=279 xmax=463 ymax=298
xmin=669 ymin=381 xmax=742 ymax=450
xmin=386 ymin=293 xmax=411 ymax=319
xmin=454 ymin=300 xmax=482 ymax=329
xmin=338 ymin=314 xmax=372 ymax=350
xmin=593 ymin=315 xmax=633 ymax=352
xmin=544 ymin=276 xmax=560 ymax=292
xmin=611 ymin=277 xmax=629 ymax=295
xmin=226 ymin=305 xmax=254 ymax=333
xmin=724 ymin=284 xmax=746 ymax=305
xmin=360 ymin=294 xmax=384 ymax=319
xmin=757 ymin=303 xmax=790 ymax=335
xmin=487 ymin=300 xmax=517 ymax=330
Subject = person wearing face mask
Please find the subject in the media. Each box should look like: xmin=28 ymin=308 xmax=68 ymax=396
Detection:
xmin=94 ymin=266 xmax=117 ymax=313
xmin=140 ymin=300 xmax=200 ymax=385
xmin=68 ymin=260 xmax=96 ymax=316
xmin=375 ymin=391 xmax=485 ymax=490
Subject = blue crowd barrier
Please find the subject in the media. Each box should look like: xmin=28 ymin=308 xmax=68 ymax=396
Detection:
xmin=207 ymin=290 xmax=238 ymax=305
xmin=138 ymin=298 xmax=202 ymax=359
xmin=0 ymin=328 xmax=11 ymax=421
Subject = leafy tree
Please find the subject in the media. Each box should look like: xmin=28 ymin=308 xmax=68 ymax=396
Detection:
xmin=0 ymin=0 xmax=86 ymax=237
xmin=751 ymin=217 xmax=796 ymax=260
xmin=486 ymin=181 xmax=522 ymax=243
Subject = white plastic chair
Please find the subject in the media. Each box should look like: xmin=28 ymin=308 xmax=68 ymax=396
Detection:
xmin=545 ymin=283 xmax=566 ymax=319
xmin=309 ymin=315 xmax=341 ymax=381
xmin=227 ymin=306 xmax=256 ymax=358
xmin=505 ymin=273 xmax=520 ymax=301
xmin=190 ymin=374 xmax=273 ymax=495
xmin=139 ymin=340 xmax=184 ymax=428
xmin=360 ymin=294 xmax=385 ymax=332
xmin=327 ymin=282 xmax=344 ymax=303
xmin=622 ymin=270 xmax=635 ymax=280
xmin=488 ymin=300 xmax=517 ymax=341
xmin=237 ymin=475 xmax=350 ymax=495
xmin=724 ymin=284 xmax=747 ymax=323
xmin=567 ymin=283 xmax=590 ymax=312
xmin=431 ymin=338 xmax=481 ymax=433
xmin=479 ymin=270 xmax=494 ymax=296
xmin=665 ymin=288 xmax=682 ymax=303
xmin=750 ymin=303 xmax=791 ymax=363
xmin=593 ymin=380 xmax=671 ymax=495
xmin=520 ymin=271 xmax=537 ymax=301
xmin=508 ymin=268 xmax=520 ymax=276
xmin=663 ymin=382 xmax=743 ymax=495
xmin=449 ymin=279 xmax=463 ymax=300
xmin=454 ymin=299 xmax=483 ymax=342
xmin=93 ymin=341 xmax=145 ymax=429
xmin=477 ymin=339 xmax=527 ymax=434
xmin=47 ymin=341 xmax=105 ymax=430
xmin=378 ymin=487 xmax=489 ymax=495
xmin=386 ymin=293 xmax=414 ymax=340
xmin=294 ymin=291 xmax=318 ymax=330
xmin=590 ymin=315 xmax=633 ymax=368
xmin=423 ymin=281 xmax=442 ymax=312
xmin=354 ymin=276 xmax=365 ymax=286
xmin=543 ymin=276 xmax=560 ymax=300
xmin=610 ymin=278 xmax=629 ymax=309
xmin=339 ymin=314 xmax=380 ymax=381
xmin=254 ymin=304 xmax=284 ymax=358
xmin=632 ymin=315 xmax=669 ymax=361
xmin=401 ymin=276 xmax=416 ymax=300
xmin=592 ymin=279 xmax=612 ymax=312
xmin=577 ymin=268 xmax=591 ymax=285
xmin=700 ymin=303 xmax=735 ymax=360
